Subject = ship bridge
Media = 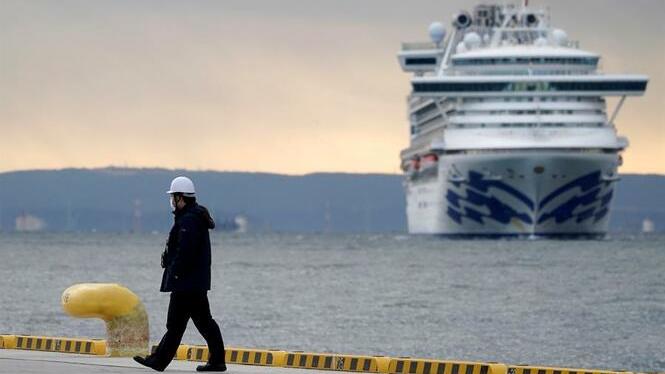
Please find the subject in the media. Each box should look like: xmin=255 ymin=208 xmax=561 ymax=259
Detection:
xmin=398 ymin=2 xmax=649 ymax=142
xmin=449 ymin=46 xmax=600 ymax=75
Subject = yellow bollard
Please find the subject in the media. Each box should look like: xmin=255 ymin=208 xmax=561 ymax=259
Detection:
xmin=61 ymin=283 xmax=148 ymax=357
xmin=0 ymin=335 xmax=17 ymax=349
xmin=375 ymin=356 xmax=391 ymax=373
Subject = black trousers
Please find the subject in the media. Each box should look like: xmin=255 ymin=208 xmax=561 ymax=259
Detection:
xmin=150 ymin=291 xmax=225 ymax=369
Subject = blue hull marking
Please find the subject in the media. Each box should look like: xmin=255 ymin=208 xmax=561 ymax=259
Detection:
xmin=446 ymin=171 xmax=534 ymax=225
xmin=446 ymin=170 xmax=614 ymax=227
xmin=537 ymin=187 xmax=601 ymax=224
xmin=538 ymin=171 xmax=609 ymax=209
xmin=593 ymin=207 xmax=609 ymax=223
xmin=537 ymin=171 xmax=613 ymax=225
xmin=468 ymin=171 xmax=535 ymax=210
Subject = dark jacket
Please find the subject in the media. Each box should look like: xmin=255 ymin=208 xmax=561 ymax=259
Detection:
xmin=160 ymin=203 xmax=215 ymax=292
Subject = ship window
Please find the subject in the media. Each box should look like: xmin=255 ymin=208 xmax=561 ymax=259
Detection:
xmin=406 ymin=57 xmax=437 ymax=65
xmin=549 ymin=81 xmax=647 ymax=91
xmin=452 ymin=56 xmax=598 ymax=66
xmin=412 ymin=80 xmax=646 ymax=93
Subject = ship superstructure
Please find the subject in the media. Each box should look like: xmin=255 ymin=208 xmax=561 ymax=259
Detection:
xmin=398 ymin=3 xmax=648 ymax=237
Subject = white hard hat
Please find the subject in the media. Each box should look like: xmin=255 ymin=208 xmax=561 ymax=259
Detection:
xmin=166 ymin=176 xmax=196 ymax=196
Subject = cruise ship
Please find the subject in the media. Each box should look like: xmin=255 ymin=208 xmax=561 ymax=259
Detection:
xmin=398 ymin=2 xmax=648 ymax=237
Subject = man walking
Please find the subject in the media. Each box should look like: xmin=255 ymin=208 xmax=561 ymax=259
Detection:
xmin=134 ymin=176 xmax=227 ymax=372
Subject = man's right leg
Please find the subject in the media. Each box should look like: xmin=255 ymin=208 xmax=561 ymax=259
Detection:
xmin=148 ymin=292 xmax=190 ymax=370
xmin=190 ymin=291 xmax=226 ymax=367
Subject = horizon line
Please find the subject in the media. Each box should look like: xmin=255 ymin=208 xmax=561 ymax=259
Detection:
xmin=1 ymin=165 xmax=664 ymax=178
xmin=0 ymin=165 xmax=403 ymax=177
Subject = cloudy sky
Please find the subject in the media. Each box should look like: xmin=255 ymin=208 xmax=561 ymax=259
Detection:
xmin=1 ymin=0 xmax=663 ymax=174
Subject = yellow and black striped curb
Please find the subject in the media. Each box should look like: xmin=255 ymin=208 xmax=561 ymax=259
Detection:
xmin=0 ymin=335 xmax=105 ymax=355
xmin=151 ymin=343 xmax=191 ymax=360
xmin=283 ymin=351 xmax=389 ymax=372
xmin=1 ymin=335 xmax=639 ymax=374
xmin=388 ymin=359 xmax=506 ymax=374
xmin=187 ymin=346 xmax=287 ymax=367
xmin=507 ymin=365 xmax=633 ymax=374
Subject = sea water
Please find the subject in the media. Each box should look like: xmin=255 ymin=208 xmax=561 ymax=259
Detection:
xmin=0 ymin=232 xmax=663 ymax=371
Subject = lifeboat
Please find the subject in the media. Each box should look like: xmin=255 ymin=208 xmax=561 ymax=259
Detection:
xmin=420 ymin=154 xmax=439 ymax=169
xmin=406 ymin=157 xmax=420 ymax=178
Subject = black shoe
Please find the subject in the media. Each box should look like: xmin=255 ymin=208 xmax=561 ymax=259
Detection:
xmin=133 ymin=356 xmax=165 ymax=372
xmin=196 ymin=362 xmax=227 ymax=372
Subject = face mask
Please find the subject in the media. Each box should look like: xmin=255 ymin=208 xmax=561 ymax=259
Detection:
xmin=169 ymin=195 xmax=177 ymax=211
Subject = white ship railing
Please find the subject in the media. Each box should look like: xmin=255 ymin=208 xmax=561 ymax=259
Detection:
xmin=401 ymin=42 xmax=439 ymax=51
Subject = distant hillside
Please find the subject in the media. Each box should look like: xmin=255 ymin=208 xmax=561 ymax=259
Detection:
xmin=0 ymin=168 xmax=663 ymax=233
xmin=0 ymin=168 xmax=404 ymax=233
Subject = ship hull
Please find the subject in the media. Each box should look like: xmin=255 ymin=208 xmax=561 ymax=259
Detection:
xmin=405 ymin=151 xmax=619 ymax=237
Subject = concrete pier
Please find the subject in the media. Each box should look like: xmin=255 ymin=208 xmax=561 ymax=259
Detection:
xmin=0 ymin=349 xmax=331 ymax=374
xmin=2 ymin=334 xmax=653 ymax=374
